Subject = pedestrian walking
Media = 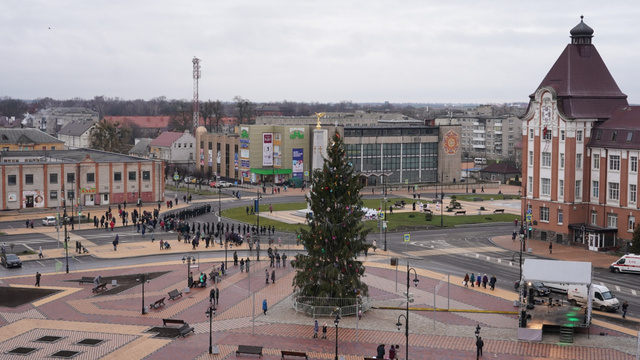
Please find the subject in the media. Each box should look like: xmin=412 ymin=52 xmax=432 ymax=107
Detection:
xmin=482 ymin=274 xmax=488 ymax=289
xmin=271 ymin=269 xmax=275 ymax=284
xmin=240 ymin=258 xmax=245 ymax=273
xmin=373 ymin=239 xmax=377 ymax=252
xmin=113 ymin=234 xmax=119 ymax=251
xmin=476 ymin=336 xmax=484 ymax=357
xmin=313 ymin=319 xmax=319 ymax=338
xmin=265 ymin=269 xmax=269 ymax=284
xmin=622 ymin=301 xmax=629 ymax=318
xmin=389 ymin=344 xmax=396 ymax=360
xmin=209 ymin=288 xmax=215 ymax=303
xmin=215 ymin=287 xmax=219 ymax=305
xmin=35 ymin=272 xmax=41 ymax=287
xmin=470 ymin=273 xmax=475 ymax=287
xmin=38 ymin=246 xmax=44 ymax=259
xmin=489 ymin=274 xmax=497 ymax=291
xmin=233 ymin=251 xmax=238 ymax=265
xmin=262 ymin=299 xmax=268 ymax=315
xmin=464 ymin=273 xmax=469 ymax=287
xmin=376 ymin=344 xmax=385 ymax=359
xmin=549 ymin=242 xmax=553 ymax=254
xmin=269 ymin=204 xmax=273 ymax=213
xmin=322 ymin=322 xmax=328 ymax=339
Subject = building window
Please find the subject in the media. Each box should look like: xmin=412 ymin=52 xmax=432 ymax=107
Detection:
xmin=576 ymin=153 xmax=582 ymax=169
xmin=114 ymin=172 xmax=122 ymax=181
xmin=630 ymin=184 xmax=637 ymax=204
xmin=609 ymin=155 xmax=620 ymax=171
xmin=593 ymin=154 xmax=600 ymax=169
xmin=558 ymin=210 xmax=563 ymax=224
xmin=529 ymin=128 xmax=534 ymax=138
xmin=50 ymin=190 xmax=58 ymax=200
xmin=629 ymin=216 xmax=636 ymax=231
xmin=592 ymin=180 xmax=599 ymax=198
xmin=560 ymin=154 xmax=565 ymax=168
xmin=577 ymin=130 xmax=583 ymax=142
xmin=591 ymin=211 xmax=598 ymax=225
xmin=528 ymin=176 xmax=533 ymax=194
xmin=542 ymin=152 xmax=551 ymax=167
xmin=608 ymin=182 xmax=620 ymax=200
xmin=575 ymin=180 xmax=582 ymax=199
xmin=67 ymin=173 xmax=75 ymax=183
xmin=543 ymin=129 xmax=552 ymax=140
xmin=541 ymin=178 xmax=551 ymax=196
xmin=528 ymin=151 xmax=533 ymax=165
xmin=631 ymin=156 xmax=638 ymax=172
xmin=559 ymin=179 xmax=564 ymax=196
xmin=607 ymin=213 xmax=618 ymax=229
xmin=50 ymin=173 xmax=58 ymax=184
xmin=25 ymin=174 xmax=34 ymax=185
xmin=86 ymin=173 xmax=95 ymax=183
xmin=540 ymin=207 xmax=550 ymax=222
xmin=128 ymin=171 xmax=137 ymax=181
xmin=7 ymin=175 xmax=16 ymax=185
xmin=560 ymin=130 xmax=565 ymax=141
xmin=142 ymin=171 xmax=150 ymax=181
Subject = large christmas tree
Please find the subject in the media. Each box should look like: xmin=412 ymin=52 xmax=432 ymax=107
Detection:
xmin=291 ymin=130 xmax=371 ymax=299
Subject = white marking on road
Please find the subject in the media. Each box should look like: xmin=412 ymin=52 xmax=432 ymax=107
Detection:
xmin=615 ymin=285 xmax=621 ymax=292
xmin=476 ymin=254 xmax=479 ymax=258
xmin=600 ymin=282 xmax=605 ymax=286
xmin=497 ymin=259 xmax=501 ymax=263
xmin=74 ymin=257 xmax=84 ymax=263
xmin=486 ymin=256 xmax=491 ymax=261
xmin=632 ymin=290 xmax=637 ymax=296
xmin=35 ymin=260 xmax=45 ymax=267
xmin=23 ymin=244 xmax=35 ymax=252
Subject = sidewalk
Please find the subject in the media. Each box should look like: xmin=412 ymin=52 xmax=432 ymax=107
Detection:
xmin=491 ymin=234 xmax=619 ymax=269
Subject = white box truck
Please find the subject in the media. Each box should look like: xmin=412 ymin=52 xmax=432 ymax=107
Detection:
xmin=567 ymin=284 xmax=620 ymax=312
xmin=609 ymin=254 xmax=640 ymax=273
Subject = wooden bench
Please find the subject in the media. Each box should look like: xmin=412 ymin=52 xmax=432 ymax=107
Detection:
xmin=79 ymin=277 xmax=94 ymax=284
xmin=92 ymin=283 xmax=108 ymax=293
xmin=168 ymin=289 xmax=183 ymax=300
xmin=455 ymin=210 xmax=466 ymax=215
xmin=162 ymin=318 xmax=185 ymax=327
xmin=178 ymin=323 xmax=195 ymax=337
xmin=423 ymin=209 xmax=433 ymax=214
xmin=281 ymin=350 xmax=308 ymax=360
xmin=236 ymin=345 xmax=263 ymax=357
xmin=149 ymin=297 xmax=165 ymax=309
xmin=493 ymin=209 xmax=505 ymax=214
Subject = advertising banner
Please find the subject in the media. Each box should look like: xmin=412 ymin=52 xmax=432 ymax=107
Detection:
xmin=292 ymin=148 xmax=304 ymax=178
xmin=263 ymin=133 xmax=273 ymax=166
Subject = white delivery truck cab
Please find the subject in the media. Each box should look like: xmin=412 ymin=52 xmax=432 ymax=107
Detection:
xmin=567 ymin=284 xmax=620 ymax=312
xmin=609 ymin=254 xmax=640 ymax=273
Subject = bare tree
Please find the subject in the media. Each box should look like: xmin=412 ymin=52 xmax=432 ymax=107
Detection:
xmin=233 ymin=96 xmax=254 ymax=125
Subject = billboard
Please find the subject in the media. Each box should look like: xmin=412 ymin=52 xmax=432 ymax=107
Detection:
xmin=263 ymin=133 xmax=273 ymax=166
xmin=292 ymin=148 xmax=304 ymax=178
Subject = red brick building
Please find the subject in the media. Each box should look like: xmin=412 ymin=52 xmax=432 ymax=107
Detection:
xmin=522 ymin=17 xmax=637 ymax=252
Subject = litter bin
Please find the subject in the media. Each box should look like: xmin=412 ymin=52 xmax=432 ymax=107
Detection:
xmin=390 ymin=258 xmax=398 ymax=266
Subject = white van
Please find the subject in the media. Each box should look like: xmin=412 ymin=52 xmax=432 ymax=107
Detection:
xmin=567 ymin=284 xmax=620 ymax=312
xmin=609 ymin=254 xmax=640 ymax=273
xmin=474 ymin=158 xmax=487 ymax=165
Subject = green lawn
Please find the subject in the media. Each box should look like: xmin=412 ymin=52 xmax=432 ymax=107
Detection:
xmin=454 ymin=194 xmax=521 ymax=201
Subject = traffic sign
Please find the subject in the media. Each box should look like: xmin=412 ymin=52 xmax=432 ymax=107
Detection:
xmin=404 ymin=234 xmax=410 ymax=242
xmin=379 ymin=212 xmax=385 ymax=220
xmin=304 ymin=171 xmax=309 ymax=177
xmin=173 ymin=174 xmax=180 ymax=181
xmin=526 ymin=214 xmax=532 ymax=222
xmin=526 ymin=209 xmax=532 ymax=215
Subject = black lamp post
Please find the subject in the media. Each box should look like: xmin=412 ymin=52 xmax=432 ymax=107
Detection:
xmin=62 ymin=186 xmax=69 ymax=274
xmin=137 ymin=170 xmax=142 ymax=225
xmin=255 ymin=188 xmax=260 ymax=261
xmin=383 ymin=175 xmax=387 ymax=251
xmin=333 ymin=308 xmax=341 ymax=360
xmin=206 ymin=304 xmax=217 ymax=354
xmin=475 ymin=324 xmax=481 ymax=360
xmin=136 ymin=273 xmax=150 ymax=315
xmin=182 ymin=255 xmax=196 ymax=286
xmin=440 ymin=171 xmax=447 ymax=228
xmin=70 ymin=179 xmax=75 ymax=231
xmin=395 ymin=262 xmax=419 ymax=360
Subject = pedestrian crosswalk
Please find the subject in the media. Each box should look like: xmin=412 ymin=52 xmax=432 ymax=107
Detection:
xmin=406 ymin=246 xmax=507 ymax=258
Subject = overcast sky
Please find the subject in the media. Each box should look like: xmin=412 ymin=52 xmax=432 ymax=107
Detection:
xmin=2 ymin=1 xmax=640 ymax=104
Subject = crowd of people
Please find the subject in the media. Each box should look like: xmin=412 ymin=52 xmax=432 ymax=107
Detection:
xmin=463 ymin=273 xmax=497 ymax=290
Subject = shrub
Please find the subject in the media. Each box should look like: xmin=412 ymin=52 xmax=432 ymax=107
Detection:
xmin=425 ymin=213 xmax=433 ymax=221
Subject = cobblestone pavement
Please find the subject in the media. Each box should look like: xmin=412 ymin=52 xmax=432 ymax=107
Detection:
xmin=0 ymin=250 xmax=638 ymax=360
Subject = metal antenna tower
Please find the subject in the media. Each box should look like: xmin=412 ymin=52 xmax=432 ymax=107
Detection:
xmin=192 ymin=56 xmax=201 ymax=130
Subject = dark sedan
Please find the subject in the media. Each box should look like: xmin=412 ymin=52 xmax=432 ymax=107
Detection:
xmin=514 ymin=280 xmax=550 ymax=296
xmin=1 ymin=253 xmax=22 ymax=268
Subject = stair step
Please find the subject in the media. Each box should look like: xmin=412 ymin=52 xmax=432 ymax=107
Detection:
xmin=560 ymin=327 xmax=574 ymax=343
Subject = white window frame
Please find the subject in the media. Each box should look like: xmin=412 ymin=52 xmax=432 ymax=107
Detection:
xmin=631 ymin=156 xmax=638 ymax=173
xmin=528 ymin=176 xmax=533 ymax=194
xmin=542 ymin=152 xmax=552 ymax=167
xmin=559 ymin=179 xmax=564 ymax=197
xmin=630 ymin=184 xmax=637 ymax=204
xmin=592 ymin=180 xmax=599 ymax=198
xmin=607 ymin=213 xmax=618 ymax=229
xmin=576 ymin=153 xmax=582 ymax=169
xmin=575 ymin=180 xmax=582 ymax=199
xmin=528 ymin=151 xmax=533 ymax=165
xmin=591 ymin=211 xmax=598 ymax=225
xmin=629 ymin=216 xmax=636 ymax=232
xmin=560 ymin=130 xmax=565 ymax=141
xmin=609 ymin=155 xmax=621 ymax=171
xmin=557 ymin=209 xmax=563 ymax=224
xmin=608 ymin=182 xmax=620 ymax=201
xmin=560 ymin=153 xmax=565 ymax=168
xmin=577 ymin=130 xmax=583 ymax=142
xmin=593 ymin=154 xmax=600 ymax=170
xmin=541 ymin=178 xmax=551 ymax=196
xmin=540 ymin=207 xmax=550 ymax=222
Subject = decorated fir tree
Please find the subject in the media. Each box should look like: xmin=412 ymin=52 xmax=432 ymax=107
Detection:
xmin=291 ymin=130 xmax=370 ymax=299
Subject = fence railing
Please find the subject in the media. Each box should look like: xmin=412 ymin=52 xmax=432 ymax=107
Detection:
xmin=292 ymin=294 xmax=372 ymax=318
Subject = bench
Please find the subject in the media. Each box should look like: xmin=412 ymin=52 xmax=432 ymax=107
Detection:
xmin=423 ymin=209 xmax=433 ymax=214
xmin=162 ymin=318 xmax=185 ymax=327
xmin=178 ymin=323 xmax=195 ymax=337
xmin=92 ymin=283 xmax=108 ymax=293
xmin=493 ymin=209 xmax=505 ymax=214
xmin=281 ymin=351 xmax=308 ymax=360
xmin=79 ymin=277 xmax=94 ymax=284
xmin=149 ymin=297 xmax=165 ymax=309
xmin=236 ymin=345 xmax=263 ymax=357
xmin=394 ymin=200 xmax=406 ymax=209
xmin=168 ymin=289 xmax=183 ymax=300
xmin=455 ymin=210 xmax=466 ymax=215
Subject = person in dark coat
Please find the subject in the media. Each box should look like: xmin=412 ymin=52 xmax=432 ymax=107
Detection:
xmin=476 ymin=337 xmax=484 ymax=357
xmin=376 ymin=344 xmax=385 ymax=359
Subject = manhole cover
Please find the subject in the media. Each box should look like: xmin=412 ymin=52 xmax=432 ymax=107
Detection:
xmin=77 ymin=338 xmax=103 ymax=346
xmin=8 ymin=347 xmax=38 ymax=355
xmin=51 ymin=350 xmax=81 ymax=358
xmin=35 ymin=336 xmax=63 ymax=343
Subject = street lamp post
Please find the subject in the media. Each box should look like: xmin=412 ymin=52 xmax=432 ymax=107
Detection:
xmin=440 ymin=171 xmax=446 ymax=228
xmin=383 ymin=175 xmax=387 ymax=251
xmin=205 ymin=304 xmax=217 ymax=354
xmin=138 ymin=170 xmax=142 ymax=226
xmin=136 ymin=273 xmax=150 ymax=315
xmin=475 ymin=324 xmax=482 ymax=360
xmin=62 ymin=186 xmax=69 ymax=274
xmin=182 ymin=255 xmax=196 ymax=287
xmin=255 ymin=188 xmax=260 ymax=261
xmin=333 ymin=308 xmax=341 ymax=360
xmin=395 ymin=262 xmax=419 ymax=360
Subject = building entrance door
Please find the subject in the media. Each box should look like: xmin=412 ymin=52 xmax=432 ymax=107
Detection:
xmin=25 ymin=195 xmax=34 ymax=208
xmin=588 ymin=233 xmax=599 ymax=251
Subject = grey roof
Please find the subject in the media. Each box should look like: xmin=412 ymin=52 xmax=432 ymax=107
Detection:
xmin=129 ymin=138 xmax=152 ymax=156
xmin=57 ymin=119 xmax=98 ymax=137
xmin=0 ymin=148 xmax=155 ymax=164
xmin=0 ymin=128 xmax=64 ymax=145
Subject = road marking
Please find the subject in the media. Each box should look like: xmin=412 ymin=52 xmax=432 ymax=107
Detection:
xmin=406 ymin=246 xmax=506 ymax=258
xmin=632 ymin=290 xmax=637 ymax=296
xmin=23 ymin=244 xmax=35 ymax=252
xmin=35 ymin=260 xmax=45 ymax=267
xmin=615 ymin=285 xmax=621 ymax=292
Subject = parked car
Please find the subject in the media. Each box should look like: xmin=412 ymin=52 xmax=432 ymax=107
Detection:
xmin=217 ymin=181 xmax=232 ymax=188
xmin=42 ymin=216 xmax=58 ymax=226
xmin=183 ymin=176 xmax=196 ymax=184
xmin=64 ymin=215 xmax=89 ymax=223
xmin=209 ymin=181 xmax=217 ymax=188
xmin=1 ymin=253 xmax=22 ymax=268
xmin=515 ymin=280 xmax=550 ymax=296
